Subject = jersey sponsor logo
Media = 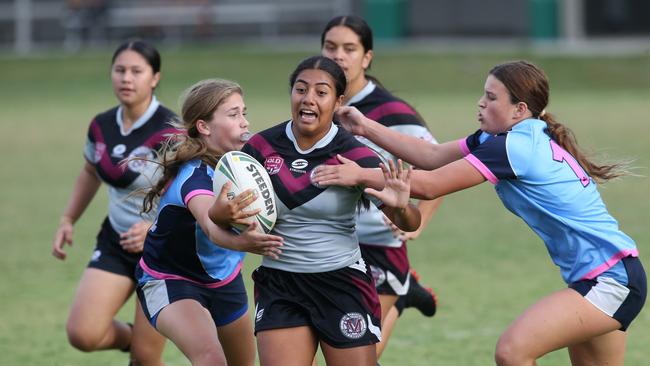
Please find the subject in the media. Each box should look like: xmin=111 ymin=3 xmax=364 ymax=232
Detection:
xmin=340 ymin=312 xmax=367 ymax=339
xmin=264 ymin=156 xmax=283 ymax=175
xmin=127 ymin=146 xmax=154 ymax=173
xmin=93 ymin=142 xmax=106 ymax=163
xmin=112 ymin=144 xmax=127 ymax=158
xmin=369 ymin=265 xmax=386 ymax=286
xmin=289 ymin=158 xmax=308 ymax=174
xmin=291 ymin=159 xmax=308 ymax=170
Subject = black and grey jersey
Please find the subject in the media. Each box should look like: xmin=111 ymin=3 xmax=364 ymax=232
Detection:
xmin=83 ymin=97 xmax=180 ymax=233
xmin=242 ymin=121 xmax=383 ymax=273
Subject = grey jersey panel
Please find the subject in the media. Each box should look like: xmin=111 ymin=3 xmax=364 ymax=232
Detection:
xmin=261 ymin=186 xmax=364 ymax=273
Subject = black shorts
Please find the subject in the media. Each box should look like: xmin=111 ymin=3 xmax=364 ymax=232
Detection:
xmin=570 ymin=256 xmax=646 ymax=331
xmin=87 ymin=217 xmax=141 ymax=281
xmin=136 ymin=268 xmax=249 ymax=328
xmin=360 ymin=243 xmax=410 ymax=296
xmin=252 ymin=261 xmax=382 ymax=348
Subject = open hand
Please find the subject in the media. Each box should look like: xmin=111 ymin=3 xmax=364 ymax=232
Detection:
xmin=364 ymin=159 xmax=411 ymax=209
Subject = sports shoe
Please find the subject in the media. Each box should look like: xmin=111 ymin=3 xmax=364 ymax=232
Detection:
xmin=403 ymin=269 xmax=438 ymax=317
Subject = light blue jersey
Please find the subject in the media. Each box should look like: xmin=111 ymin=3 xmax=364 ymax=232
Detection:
xmin=139 ymin=159 xmax=244 ymax=287
xmin=460 ymin=118 xmax=638 ymax=284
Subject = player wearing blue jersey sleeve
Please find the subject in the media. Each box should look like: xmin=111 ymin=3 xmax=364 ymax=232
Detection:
xmin=51 ymin=40 xmax=181 ymax=365
xmin=136 ymin=79 xmax=283 ymax=366
xmin=324 ymin=60 xmax=646 ymax=365
xmin=320 ymin=15 xmax=442 ymax=359
xmin=240 ymin=56 xmax=421 ymax=366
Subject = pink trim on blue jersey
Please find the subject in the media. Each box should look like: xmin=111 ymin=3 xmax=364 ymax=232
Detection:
xmin=458 ymin=138 xmax=471 ymax=156
xmin=464 ymin=154 xmax=499 ymax=184
xmin=581 ymin=248 xmax=639 ymax=280
xmin=139 ymin=258 xmax=242 ymax=288
xmin=365 ymin=101 xmax=417 ymax=121
xmin=183 ymin=189 xmax=214 ymax=206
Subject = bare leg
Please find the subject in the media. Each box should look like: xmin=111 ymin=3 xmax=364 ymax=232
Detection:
xmin=155 ymin=299 xmax=226 ymax=366
xmin=216 ymin=309 xmax=256 ymax=366
xmin=375 ymin=294 xmax=399 ymax=359
xmin=377 ymin=305 xmax=400 ymax=359
xmin=568 ymin=329 xmax=626 ymax=366
xmin=495 ymin=288 xmax=622 ymax=366
xmin=66 ymin=268 xmax=133 ymax=352
xmin=321 ymin=341 xmax=377 ymax=366
xmin=130 ymin=300 xmax=166 ymax=366
xmin=257 ymin=326 xmax=318 ymax=366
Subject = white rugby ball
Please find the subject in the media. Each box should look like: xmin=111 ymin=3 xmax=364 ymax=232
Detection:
xmin=213 ymin=151 xmax=277 ymax=234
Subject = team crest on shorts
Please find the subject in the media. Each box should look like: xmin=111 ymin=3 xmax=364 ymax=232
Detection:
xmin=264 ymin=156 xmax=283 ymax=175
xmin=339 ymin=312 xmax=367 ymax=339
xmin=370 ymin=265 xmax=386 ymax=286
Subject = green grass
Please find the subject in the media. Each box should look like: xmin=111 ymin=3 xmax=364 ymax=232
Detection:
xmin=1 ymin=45 xmax=649 ymax=365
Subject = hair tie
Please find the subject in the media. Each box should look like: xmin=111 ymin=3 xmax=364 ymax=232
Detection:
xmin=539 ymin=109 xmax=547 ymax=118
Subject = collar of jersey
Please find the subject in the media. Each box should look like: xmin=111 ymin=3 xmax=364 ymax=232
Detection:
xmin=285 ymin=120 xmax=339 ymax=154
xmin=116 ymin=95 xmax=160 ymax=136
xmin=346 ymin=80 xmax=376 ymax=106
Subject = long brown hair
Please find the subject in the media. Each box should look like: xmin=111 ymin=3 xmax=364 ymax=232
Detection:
xmin=142 ymin=79 xmax=243 ymax=213
xmin=490 ymin=60 xmax=626 ymax=183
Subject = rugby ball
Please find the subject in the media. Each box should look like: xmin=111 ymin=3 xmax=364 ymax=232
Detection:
xmin=213 ymin=151 xmax=277 ymax=234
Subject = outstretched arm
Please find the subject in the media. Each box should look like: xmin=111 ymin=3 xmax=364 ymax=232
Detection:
xmin=409 ymin=159 xmax=487 ymax=200
xmin=312 ymin=154 xmax=385 ymax=190
xmin=336 ymin=106 xmax=464 ymax=170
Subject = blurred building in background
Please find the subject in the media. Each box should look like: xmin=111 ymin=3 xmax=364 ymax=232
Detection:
xmin=1 ymin=0 xmax=649 ymax=54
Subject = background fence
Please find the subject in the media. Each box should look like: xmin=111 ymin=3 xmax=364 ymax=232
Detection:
xmin=2 ymin=0 xmax=650 ymax=54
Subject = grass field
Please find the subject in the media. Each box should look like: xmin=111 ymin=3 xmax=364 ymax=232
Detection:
xmin=1 ymin=43 xmax=649 ymax=365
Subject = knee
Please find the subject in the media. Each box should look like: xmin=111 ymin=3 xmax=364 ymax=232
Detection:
xmin=193 ymin=352 xmax=227 ymax=366
xmin=494 ymin=335 xmax=532 ymax=366
xmin=190 ymin=345 xmax=227 ymax=366
xmin=129 ymin=344 xmax=164 ymax=366
xmin=66 ymin=323 xmax=100 ymax=352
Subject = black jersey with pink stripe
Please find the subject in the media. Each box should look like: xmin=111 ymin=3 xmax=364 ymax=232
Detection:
xmin=83 ymin=99 xmax=180 ymax=233
xmin=242 ymin=121 xmax=382 ymax=273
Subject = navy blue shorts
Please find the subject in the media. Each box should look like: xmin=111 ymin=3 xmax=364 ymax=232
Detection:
xmin=136 ymin=268 xmax=249 ymax=328
xmin=252 ymin=260 xmax=382 ymax=348
xmin=570 ymin=256 xmax=646 ymax=330
xmin=87 ymin=217 xmax=140 ymax=281
xmin=360 ymin=243 xmax=410 ymax=296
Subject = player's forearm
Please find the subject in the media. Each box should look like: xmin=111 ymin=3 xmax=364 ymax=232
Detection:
xmin=358 ymin=168 xmax=385 ymax=190
xmin=383 ymin=204 xmax=421 ymax=232
xmin=62 ymin=163 xmax=102 ymax=223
